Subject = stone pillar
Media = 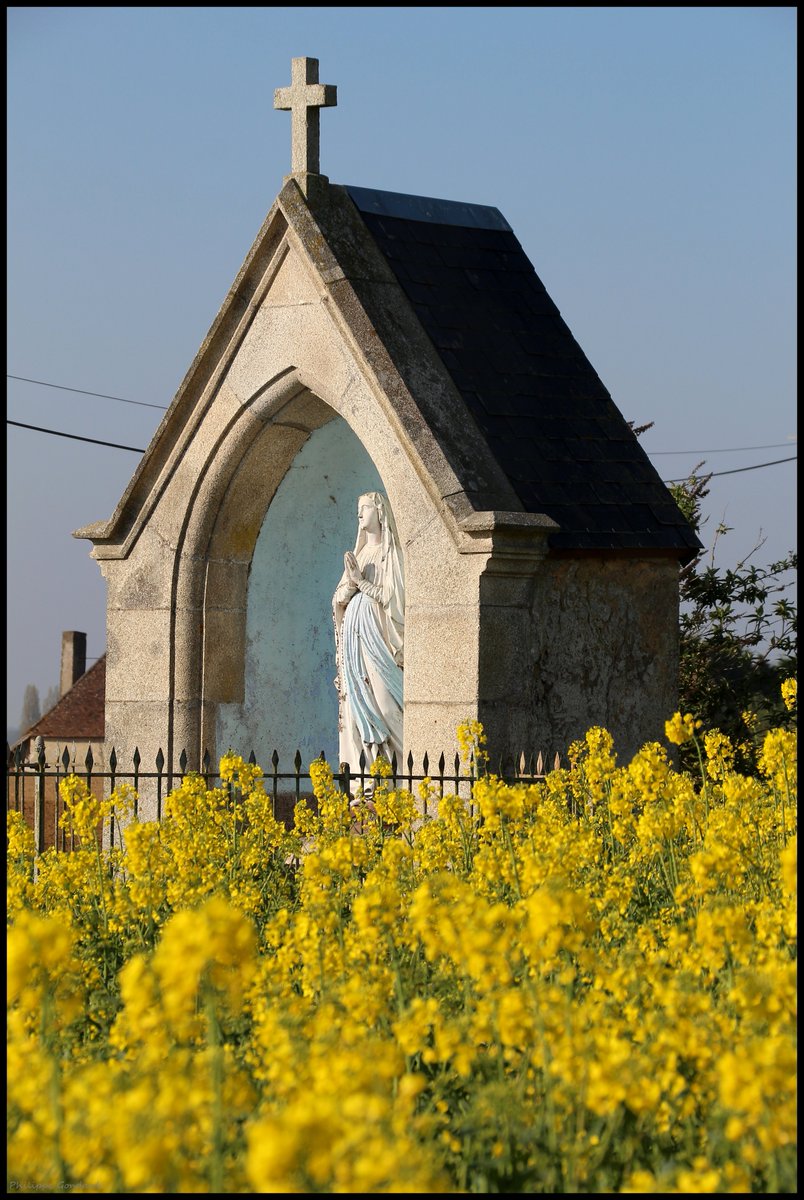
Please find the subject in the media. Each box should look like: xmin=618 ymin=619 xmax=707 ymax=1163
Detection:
xmin=459 ymin=513 xmax=556 ymax=765
xmin=402 ymin=511 xmax=556 ymax=772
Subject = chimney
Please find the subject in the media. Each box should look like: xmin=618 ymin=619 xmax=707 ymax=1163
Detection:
xmin=60 ymin=631 xmax=87 ymax=697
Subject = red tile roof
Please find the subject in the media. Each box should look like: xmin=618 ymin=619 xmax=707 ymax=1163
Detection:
xmin=20 ymin=655 xmax=106 ymax=743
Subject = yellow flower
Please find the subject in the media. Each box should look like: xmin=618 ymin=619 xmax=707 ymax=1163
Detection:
xmin=779 ymin=835 xmax=796 ymax=897
xmin=742 ymin=709 xmax=760 ymax=732
xmin=758 ymin=728 xmax=797 ymax=792
xmin=58 ymin=774 xmax=109 ymax=846
xmin=7 ymin=810 xmax=35 ymax=916
xmin=675 ymin=1163 xmax=722 ymax=1192
xmin=780 ymin=677 xmax=796 ymax=712
xmin=369 ymin=753 xmax=393 ymax=779
xmin=704 ymin=730 xmax=735 ymax=780
xmin=456 ymin=719 xmax=488 ymax=772
xmin=665 ymin=712 xmax=700 ymax=746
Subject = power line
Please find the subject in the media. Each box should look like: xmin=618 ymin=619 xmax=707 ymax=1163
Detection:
xmin=649 ymin=442 xmax=796 ymax=455
xmin=8 ymin=418 xmax=796 ymax=479
xmin=7 ymin=374 xmax=168 ymax=411
xmin=662 ymin=456 xmax=796 ymax=483
xmin=8 ymin=420 xmax=145 ymax=454
xmin=6 ymin=374 xmax=797 ymax=457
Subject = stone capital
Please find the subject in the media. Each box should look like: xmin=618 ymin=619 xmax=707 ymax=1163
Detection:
xmin=456 ymin=510 xmax=558 ymax=573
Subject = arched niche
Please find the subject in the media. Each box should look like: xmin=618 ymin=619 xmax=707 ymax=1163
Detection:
xmin=214 ymin=412 xmax=385 ymax=771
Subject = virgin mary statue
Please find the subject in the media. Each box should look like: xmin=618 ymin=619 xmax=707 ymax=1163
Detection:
xmin=333 ymin=492 xmax=404 ymax=785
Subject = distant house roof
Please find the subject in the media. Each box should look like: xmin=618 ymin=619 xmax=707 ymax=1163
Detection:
xmin=345 ymin=185 xmax=702 ymax=560
xmin=16 ymin=655 xmax=106 ymax=746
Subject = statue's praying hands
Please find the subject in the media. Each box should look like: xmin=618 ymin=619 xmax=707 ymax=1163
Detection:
xmin=344 ymin=550 xmax=363 ymax=587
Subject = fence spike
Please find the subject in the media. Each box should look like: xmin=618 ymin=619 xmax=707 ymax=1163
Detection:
xmin=61 ymin=746 xmax=71 ymax=770
xmin=407 ymin=750 xmax=414 ymax=771
xmin=133 ymin=747 xmax=141 ymax=768
xmin=518 ymin=749 xmax=527 ymax=775
xmin=202 ymin=748 xmax=211 ymax=773
xmin=319 ymin=750 xmax=327 ymax=761
xmin=248 ymin=749 xmax=257 ymax=765
xmin=358 ymin=749 xmax=367 ymax=771
xmin=155 ymin=748 xmax=165 ymax=772
xmin=438 ymin=751 xmax=446 ymax=775
xmin=422 ymin=751 xmax=429 ymax=775
xmin=84 ymin=745 xmax=94 ymax=771
xmin=390 ymin=750 xmax=398 ymax=774
xmin=294 ymin=749 xmax=302 ymax=772
xmin=553 ymin=752 xmax=561 ymax=771
xmin=271 ymin=749 xmax=279 ymax=768
xmin=179 ymin=749 xmax=188 ymax=774
xmin=109 ymin=747 xmax=117 ymax=773
xmin=454 ymin=752 xmax=461 ymax=775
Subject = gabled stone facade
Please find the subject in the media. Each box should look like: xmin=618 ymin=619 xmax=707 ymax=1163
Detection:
xmin=76 ymin=167 xmax=699 ymax=812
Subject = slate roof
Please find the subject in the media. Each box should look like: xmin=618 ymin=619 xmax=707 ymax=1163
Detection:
xmin=346 ymin=185 xmax=701 ymax=560
xmin=15 ymin=655 xmax=106 ymax=746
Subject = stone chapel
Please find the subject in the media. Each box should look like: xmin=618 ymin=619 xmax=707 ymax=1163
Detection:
xmin=75 ymin=57 xmax=701 ymax=796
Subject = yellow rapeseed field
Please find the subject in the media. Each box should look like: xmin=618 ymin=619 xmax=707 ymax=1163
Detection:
xmin=7 ymin=684 xmax=797 ymax=1192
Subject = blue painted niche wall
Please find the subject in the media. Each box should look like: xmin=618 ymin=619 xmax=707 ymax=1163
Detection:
xmin=216 ymin=415 xmax=386 ymax=771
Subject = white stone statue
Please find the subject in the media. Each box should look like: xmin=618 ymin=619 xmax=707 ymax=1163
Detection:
xmin=333 ymin=491 xmax=404 ymax=793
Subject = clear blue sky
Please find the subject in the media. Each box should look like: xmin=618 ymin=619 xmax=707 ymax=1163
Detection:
xmin=7 ymin=6 xmax=797 ymax=729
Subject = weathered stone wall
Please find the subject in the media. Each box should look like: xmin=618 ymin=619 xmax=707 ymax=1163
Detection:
xmin=476 ymin=556 xmax=680 ymax=765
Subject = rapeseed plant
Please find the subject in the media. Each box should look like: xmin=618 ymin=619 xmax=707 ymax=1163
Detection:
xmin=6 ymin=691 xmax=797 ymax=1193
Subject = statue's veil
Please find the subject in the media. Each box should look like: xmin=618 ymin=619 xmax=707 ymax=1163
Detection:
xmin=351 ymin=491 xmax=405 ymax=663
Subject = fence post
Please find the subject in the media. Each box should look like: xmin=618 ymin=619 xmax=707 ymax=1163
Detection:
xmin=33 ymin=736 xmax=46 ymax=855
xmin=109 ymin=747 xmax=118 ymax=849
xmin=155 ymin=748 xmax=165 ymax=822
xmin=58 ymin=746 xmax=71 ymax=850
xmin=270 ymin=750 xmax=279 ymax=820
xmin=294 ymin=750 xmax=303 ymax=805
xmin=14 ymin=743 xmax=24 ymax=815
xmin=131 ymin=748 xmax=140 ymax=818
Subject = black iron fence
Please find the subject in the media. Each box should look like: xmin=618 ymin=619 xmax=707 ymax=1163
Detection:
xmin=6 ymin=740 xmax=562 ymax=854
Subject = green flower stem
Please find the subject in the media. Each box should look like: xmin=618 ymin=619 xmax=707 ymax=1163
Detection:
xmin=93 ymin=833 xmax=109 ymax=939
xmin=501 ymin=816 xmax=522 ymax=900
xmin=204 ymin=989 xmax=226 ymax=1195
xmin=691 ymin=733 xmax=710 ymax=821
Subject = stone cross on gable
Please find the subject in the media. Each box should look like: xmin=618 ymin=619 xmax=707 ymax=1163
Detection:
xmin=274 ymin=56 xmax=337 ymax=179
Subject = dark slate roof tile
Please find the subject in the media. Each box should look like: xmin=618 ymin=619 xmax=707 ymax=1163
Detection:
xmin=402 ymin=280 xmax=437 ymax=306
xmin=435 ymin=329 xmax=466 ymax=351
xmin=473 ymin=414 xmax=513 ymax=441
xmin=652 ymin=502 xmax=690 ymax=526
xmin=592 ymin=480 xmax=633 ymax=505
xmin=528 ymin=482 xmax=571 ymax=506
xmin=346 ymin=186 xmax=701 ymax=559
